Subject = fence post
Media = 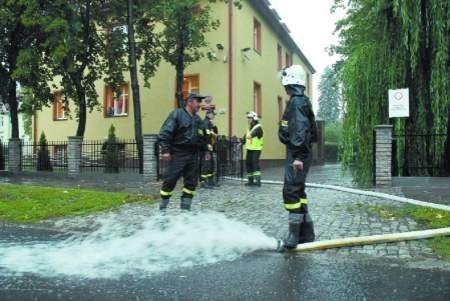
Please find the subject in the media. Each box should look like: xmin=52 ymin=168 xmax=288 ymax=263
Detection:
xmin=8 ymin=138 xmax=21 ymax=174
xmin=143 ymin=134 xmax=158 ymax=181
xmin=68 ymin=136 xmax=82 ymax=177
xmin=374 ymin=125 xmax=393 ymax=186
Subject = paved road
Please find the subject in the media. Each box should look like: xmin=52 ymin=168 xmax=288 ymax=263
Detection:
xmin=0 ymin=226 xmax=449 ymax=301
xmin=1 ymin=165 xmax=449 ymax=300
xmin=1 ymin=181 xmax=450 ymax=300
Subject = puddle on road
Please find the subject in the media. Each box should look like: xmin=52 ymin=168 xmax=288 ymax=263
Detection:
xmin=0 ymin=212 xmax=276 ymax=279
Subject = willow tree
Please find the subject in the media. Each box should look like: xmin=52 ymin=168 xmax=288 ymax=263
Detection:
xmin=317 ymin=66 xmax=342 ymax=123
xmin=333 ymin=0 xmax=450 ymax=183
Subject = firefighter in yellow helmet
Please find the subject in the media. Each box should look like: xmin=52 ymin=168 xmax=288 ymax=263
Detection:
xmin=278 ymin=65 xmax=318 ymax=249
xmin=244 ymin=111 xmax=263 ymax=186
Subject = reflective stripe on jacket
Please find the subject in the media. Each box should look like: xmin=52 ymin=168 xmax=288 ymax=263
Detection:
xmin=245 ymin=124 xmax=263 ymax=150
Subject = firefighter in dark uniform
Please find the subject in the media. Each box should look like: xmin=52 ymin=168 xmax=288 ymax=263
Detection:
xmin=158 ymin=93 xmax=207 ymax=211
xmin=278 ymin=65 xmax=318 ymax=249
xmin=244 ymin=111 xmax=263 ymax=186
xmin=200 ymin=109 xmax=219 ymax=188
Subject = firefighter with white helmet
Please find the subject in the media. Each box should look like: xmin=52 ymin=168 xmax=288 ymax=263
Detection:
xmin=244 ymin=111 xmax=263 ymax=186
xmin=278 ymin=65 xmax=318 ymax=249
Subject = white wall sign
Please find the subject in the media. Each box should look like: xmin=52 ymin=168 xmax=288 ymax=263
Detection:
xmin=389 ymin=88 xmax=409 ymax=118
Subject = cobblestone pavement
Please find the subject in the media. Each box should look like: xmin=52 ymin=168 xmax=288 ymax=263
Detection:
xmin=2 ymin=165 xmax=449 ymax=266
xmin=190 ymin=181 xmax=444 ymax=262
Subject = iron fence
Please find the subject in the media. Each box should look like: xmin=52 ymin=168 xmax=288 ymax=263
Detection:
xmin=155 ymin=136 xmax=244 ymax=181
xmin=392 ymin=132 xmax=448 ymax=176
xmin=216 ymin=136 xmax=244 ymax=180
xmin=21 ymin=140 xmax=68 ymax=173
xmin=81 ymin=139 xmax=139 ymax=173
xmin=0 ymin=141 xmax=8 ymax=171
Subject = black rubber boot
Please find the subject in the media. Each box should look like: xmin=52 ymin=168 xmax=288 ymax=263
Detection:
xmin=200 ymin=180 xmax=212 ymax=189
xmin=298 ymin=213 xmax=315 ymax=243
xmin=208 ymin=177 xmax=219 ymax=187
xmin=245 ymin=176 xmax=254 ymax=186
xmin=284 ymin=213 xmax=303 ymax=249
xmin=159 ymin=198 xmax=170 ymax=211
xmin=254 ymin=175 xmax=261 ymax=187
xmin=180 ymin=197 xmax=192 ymax=211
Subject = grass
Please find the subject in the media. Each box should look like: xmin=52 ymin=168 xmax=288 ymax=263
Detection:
xmin=0 ymin=183 xmax=154 ymax=224
xmin=348 ymin=202 xmax=450 ymax=261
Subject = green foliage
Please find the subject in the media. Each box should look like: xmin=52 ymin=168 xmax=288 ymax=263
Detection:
xmin=0 ymin=184 xmax=154 ymax=223
xmin=102 ymin=0 xmax=164 ymax=92
xmin=41 ymin=0 xmax=111 ymax=136
xmin=427 ymin=237 xmax=450 ymax=261
xmin=333 ymin=0 xmax=450 ymax=184
xmin=37 ymin=132 xmax=52 ymax=171
xmin=159 ymin=0 xmax=239 ymax=105
xmin=325 ymin=122 xmax=343 ymax=144
xmin=0 ymin=1 xmax=53 ymax=138
xmin=19 ymin=87 xmax=34 ymax=137
xmin=348 ymin=202 xmax=450 ymax=260
xmin=317 ymin=66 xmax=342 ymax=123
xmin=104 ymin=125 xmax=119 ymax=173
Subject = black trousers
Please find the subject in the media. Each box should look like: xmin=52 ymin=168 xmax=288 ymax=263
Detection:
xmin=283 ymin=148 xmax=312 ymax=213
xmin=161 ymin=150 xmax=199 ymax=199
xmin=245 ymin=149 xmax=261 ymax=176
xmin=200 ymin=150 xmax=215 ymax=179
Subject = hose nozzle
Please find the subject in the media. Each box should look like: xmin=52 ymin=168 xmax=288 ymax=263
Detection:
xmin=276 ymin=239 xmax=285 ymax=252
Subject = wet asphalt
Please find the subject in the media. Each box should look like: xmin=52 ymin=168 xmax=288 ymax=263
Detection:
xmin=1 ymin=165 xmax=450 ymax=300
xmin=0 ymin=225 xmax=449 ymax=301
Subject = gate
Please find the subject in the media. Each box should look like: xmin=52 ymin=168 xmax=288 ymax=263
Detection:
xmin=155 ymin=136 xmax=244 ymax=181
xmin=392 ymin=132 xmax=448 ymax=176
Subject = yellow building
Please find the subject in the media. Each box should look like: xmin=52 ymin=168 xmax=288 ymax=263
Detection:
xmin=34 ymin=0 xmax=315 ymax=160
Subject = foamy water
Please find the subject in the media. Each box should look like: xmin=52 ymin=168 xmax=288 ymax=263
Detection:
xmin=0 ymin=212 xmax=277 ymax=279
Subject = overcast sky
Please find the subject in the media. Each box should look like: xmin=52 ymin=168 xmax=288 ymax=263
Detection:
xmin=268 ymin=0 xmax=345 ymax=110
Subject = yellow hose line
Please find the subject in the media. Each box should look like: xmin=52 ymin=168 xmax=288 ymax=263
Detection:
xmin=292 ymin=227 xmax=450 ymax=252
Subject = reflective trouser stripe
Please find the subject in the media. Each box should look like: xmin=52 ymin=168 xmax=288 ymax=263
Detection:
xmin=284 ymin=198 xmax=308 ymax=210
xmin=182 ymin=187 xmax=195 ymax=196
xmin=160 ymin=190 xmax=173 ymax=197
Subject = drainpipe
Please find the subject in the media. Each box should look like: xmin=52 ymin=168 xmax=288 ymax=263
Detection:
xmin=227 ymin=0 xmax=233 ymax=137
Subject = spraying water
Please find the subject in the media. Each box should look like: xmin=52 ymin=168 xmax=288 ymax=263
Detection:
xmin=0 ymin=211 xmax=277 ymax=279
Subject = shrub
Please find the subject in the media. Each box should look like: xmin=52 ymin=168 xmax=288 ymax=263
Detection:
xmin=104 ymin=125 xmax=119 ymax=173
xmin=37 ymin=132 xmax=52 ymax=171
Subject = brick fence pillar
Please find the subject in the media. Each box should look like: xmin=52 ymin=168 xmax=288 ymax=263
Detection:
xmin=8 ymin=138 xmax=21 ymax=174
xmin=143 ymin=134 xmax=158 ymax=181
xmin=374 ymin=125 xmax=393 ymax=186
xmin=68 ymin=136 xmax=83 ymax=177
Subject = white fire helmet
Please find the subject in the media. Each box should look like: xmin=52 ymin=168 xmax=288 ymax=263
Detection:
xmin=246 ymin=111 xmax=258 ymax=121
xmin=281 ymin=65 xmax=306 ymax=86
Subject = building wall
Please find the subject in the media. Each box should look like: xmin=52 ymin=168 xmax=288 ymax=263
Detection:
xmin=0 ymin=113 xmax=30 ymax=143
xmin=34 ymin=0 xmax=313 ymax=160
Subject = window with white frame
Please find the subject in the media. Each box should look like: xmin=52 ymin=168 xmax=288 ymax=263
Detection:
xmin=104 ymin=83 xmax=129 ymax=117
xmin=53 ymin=91 xmax=67 ymax=120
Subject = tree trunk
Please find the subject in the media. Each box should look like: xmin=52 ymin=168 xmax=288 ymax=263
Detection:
xmin=175 ymin=46 xmax=185 ymax=108
xmin=444 ymin=105 xmax=450 ymax=175
xmin=127 ymin=0 xmax=143 ymax=173
xmin=75 ymin=80 xmax=87 ymax=137
xmin=175 ymin=12 xmax=186 ymax=109
xmin=8 ymin=79 xmax=19 ymax=139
